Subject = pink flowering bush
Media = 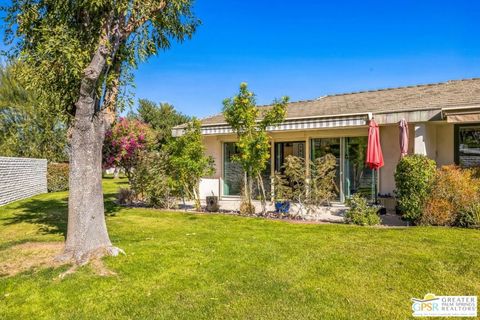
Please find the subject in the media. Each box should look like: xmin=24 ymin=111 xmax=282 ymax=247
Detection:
xmin=103 ymin=117 xmax=156 ymax=181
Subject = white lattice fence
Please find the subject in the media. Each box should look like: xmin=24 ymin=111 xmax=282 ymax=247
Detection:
xmin=0 ymin=157 xmax=47 ymax=206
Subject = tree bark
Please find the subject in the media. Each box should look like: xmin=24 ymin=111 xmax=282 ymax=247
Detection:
xmin=60 ymin=35 xmax=123 ymax=265
xmin=257 ymin=173 xmax=267 ymax=216
xmin=193 ymin=186 xmax=201 ymax=211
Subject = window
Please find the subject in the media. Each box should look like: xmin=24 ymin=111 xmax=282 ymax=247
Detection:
xmin=222 ymin=142 xmax=271 ymax=197
xmin=223 ymin=142 xmax=242 ymax=196
xmin=455 ymin=124 xmax=480 ymax=167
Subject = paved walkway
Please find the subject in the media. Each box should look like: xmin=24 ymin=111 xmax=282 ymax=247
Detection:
xmin=183 ymin=198 xmax=408 ymax=226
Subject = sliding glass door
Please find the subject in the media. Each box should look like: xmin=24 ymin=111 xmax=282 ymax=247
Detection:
xmin=344 ymin=137 xmax=375 ymax=200
xmin=311 ymin=137 xmax=376 ymax=202
xmin=224 ymin=138 xmax=376 ymax=202
xmin=311 ymin=138 xmax=341 ymax=201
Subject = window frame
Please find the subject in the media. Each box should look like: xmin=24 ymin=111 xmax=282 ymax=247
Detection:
xmin=454 ymin=123 xmax=480 ymax=167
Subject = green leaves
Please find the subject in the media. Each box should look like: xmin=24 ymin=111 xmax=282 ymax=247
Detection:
xmin=394 ymin=154 xmax=437 ymax=222
xmin=3 ymin=0 xmax=200 ymax=118
xmin=164 ymin=119 xmax=215 ymax=207
xmin=222 ymin=83 xmax=288 ymax=209
xmin=222 ymin=83 xmax=288 ymax=177
xmin=134 ymin=99 xmax=191 ymax=146
xmin=0 ymin=65 xmax=68 ymax=161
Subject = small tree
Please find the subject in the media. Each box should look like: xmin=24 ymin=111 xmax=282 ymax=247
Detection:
xmin=310 ymin=154 xmax=338 ymax=207
xmin=223 ymin=83 xmax=288 ymax=215
xmin=165 ymin=120 xmax=214 ymax=211
xmin=272 ymin=172 xmax=292 ymax=202
xmin=103 ymin=117 xmax=156 ymax=183
xmin=279 ymin=154 xmax=337 ymax=217
xmin=283 ymin=155 xmax=308 ymax=216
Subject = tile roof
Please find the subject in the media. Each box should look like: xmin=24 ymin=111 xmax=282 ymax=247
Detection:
xmin=190 ymin=78 xmax=480 ymax=127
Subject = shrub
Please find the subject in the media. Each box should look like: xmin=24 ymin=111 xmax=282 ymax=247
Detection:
xmin=422 ymin=165 xmax=480 ymax=227
xmin=130 ymin=151 xmax=177 ymax=209
xmin=239 ymin=200 xmax=255 ymax=215
xmin=345 ymin=194 xmax=381 ymax=226
xmin=117 ymin=188 xmax=135 ymax=205
xmin=433 ymin=165 xmax=479 ymax=213
xmin=456 ymin=203 xmax=480 ymax=228
xmin=420 ymin=198 xmax=456 ymax=226
xmin=394 ymin=155 xmax=437 ymax=222
xmin=47 ymin=163 xmax=69 ymax=192
xmin=164 ymin=120 xmax=215 ymax=211
xmin=103 ymin=117 xmax=156 ymax=183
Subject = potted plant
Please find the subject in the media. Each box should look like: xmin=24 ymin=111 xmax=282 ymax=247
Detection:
xmin=272 ymin=172 xmax=292 ymax=214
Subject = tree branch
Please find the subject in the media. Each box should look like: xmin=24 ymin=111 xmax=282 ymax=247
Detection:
xmin=123 ymin=1 xmax=166 ymax=36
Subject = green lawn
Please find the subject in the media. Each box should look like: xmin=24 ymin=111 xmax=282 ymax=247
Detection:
xmin=0 ymin=178 xmax=479 ymax=319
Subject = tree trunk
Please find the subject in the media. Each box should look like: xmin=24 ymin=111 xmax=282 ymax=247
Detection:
xmin=64 ymin=114 xmax=114 ymax=264
xmin=257 ymin=173 xmax=267 ymax=216
xmin=193 ymin=186 xmax=201 ymax=211
xmin=59 ymin=37 xmax=123 ymax=265
xmin=113 ymin=167 xmax=120 ymax=179
xmin=247 ymin=174 xmax=254 ymax=215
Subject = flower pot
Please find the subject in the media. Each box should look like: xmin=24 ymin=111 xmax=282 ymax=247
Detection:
xmin=206 ymin=196 xmax=219 ymax=212
xmin=275 ymin=201 xmax=290 ymax=213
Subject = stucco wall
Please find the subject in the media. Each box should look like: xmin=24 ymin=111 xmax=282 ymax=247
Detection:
xmin=435 ymin=123 xmax=454 ymax=166
xmin=202 ymin=135 xmax=223 ymax=179
xmin=0 ymin=157 xmax=47 ymax=206
xmin=379 ymin=125 xmax=400 ymax=195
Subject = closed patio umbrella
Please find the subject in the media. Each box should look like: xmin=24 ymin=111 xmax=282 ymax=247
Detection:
xmin=366 ymin=119 xmax=384 ymax=204
xmin=399 ymin=119 xmax=409 ymax=158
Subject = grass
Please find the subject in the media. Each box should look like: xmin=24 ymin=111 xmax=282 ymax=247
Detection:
xmin=0 ymin=178 xmax=479 ymax=319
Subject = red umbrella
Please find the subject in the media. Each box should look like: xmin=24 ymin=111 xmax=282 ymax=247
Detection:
xmin=366 ymin=119 xmax=384 ymax=170
xmin=366 ymin=119 xmax=384 ymax=203
xmin=399 ymin=119 xmax=409 ymax=158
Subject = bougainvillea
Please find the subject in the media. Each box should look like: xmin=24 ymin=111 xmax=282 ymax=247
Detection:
xmin=103 ymin=117 xmax=156 ymax=181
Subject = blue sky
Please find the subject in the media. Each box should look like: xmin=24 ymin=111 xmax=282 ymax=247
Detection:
xmin=133 ymin=0 xmax=479 ymax=118
xmin=2 ymin=0 xmax=479 ymax=118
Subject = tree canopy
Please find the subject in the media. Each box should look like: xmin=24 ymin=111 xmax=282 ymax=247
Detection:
xmin=0 ymin=65 xmax=67 ymax=161
xmin=2 ymin=0 xmax=200 ymax=264
xmin=133 ymin=99 xmax=190 ymax=146
xmin=3 ymin=0 xmax=200 ymax=118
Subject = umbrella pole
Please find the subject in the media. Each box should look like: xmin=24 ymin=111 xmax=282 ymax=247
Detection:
xmin=374 ymin=169 xmax=378 ymax=205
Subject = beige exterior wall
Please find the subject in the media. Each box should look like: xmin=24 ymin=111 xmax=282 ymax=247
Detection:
xmin=435 ymin=123 xmax=454 ymax=166
xmin=202 ymin=122 xmax=457 ymax=199
xmin=202 ymin=135 xmax=223 ymax=179
xmin=378 ymin=125 xmax=400 ymax=195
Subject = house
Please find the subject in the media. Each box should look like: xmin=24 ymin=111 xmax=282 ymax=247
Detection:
xmin=173 ymin=79 xmax=480 ymax=203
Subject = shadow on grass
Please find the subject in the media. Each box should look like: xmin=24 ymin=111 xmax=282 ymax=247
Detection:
xmin=2 ymin=192 xmax=123 ymax=238
xmin=2 ymin=198 xmax=68 ymax=238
